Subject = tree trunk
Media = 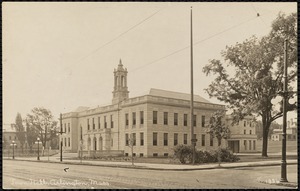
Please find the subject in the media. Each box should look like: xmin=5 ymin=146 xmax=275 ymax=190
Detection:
xmin=261 ymin=114 xmax=270 ymax=157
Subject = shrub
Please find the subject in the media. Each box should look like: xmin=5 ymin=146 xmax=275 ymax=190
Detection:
xmin=214 ymin=148 xmax=240 ymax=162
xmin=173 ymin=145 xmax=240 ymax=164
xmin=173 ymin=145 xmax=193 ymax=164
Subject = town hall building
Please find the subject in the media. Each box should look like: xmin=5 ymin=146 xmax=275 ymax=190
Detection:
xmin=60 ymin=60 xmax=256 ymax=157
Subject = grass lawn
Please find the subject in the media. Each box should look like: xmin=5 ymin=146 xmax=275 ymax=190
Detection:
xmin=256 ymin=140 xmax=297 ymax=153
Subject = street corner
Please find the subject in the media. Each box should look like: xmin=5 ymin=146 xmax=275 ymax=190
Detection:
xmin=257 ymin=177 xmax=298 ymax=189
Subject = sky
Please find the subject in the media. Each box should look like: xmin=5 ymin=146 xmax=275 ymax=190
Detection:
xmin=3 ymin=2 xmax=297 ymax=125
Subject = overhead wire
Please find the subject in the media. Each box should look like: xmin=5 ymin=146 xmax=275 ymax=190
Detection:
xmin=131 ymin=15 xmax=259 ymax=72
xmin=63 ymin=5 xmax=167 ymax=72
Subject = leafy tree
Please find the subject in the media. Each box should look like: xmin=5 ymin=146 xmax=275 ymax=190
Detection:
xmin=206 ymin=111 xmax=230 ymax=166
xmin=26 ymin=107 xmax=58 ymax=155
xmin=203 ymin=13 xmax=297 ymax=157
xmin=25 ymin=118 xmax=39 ymax=152
xmin=256 ymin=121 xmax=281 ymax=139
xmin=206 ymin=111 xmax=230 ymax=147
xmin=15 ymin=113 xmax=26 ymax=153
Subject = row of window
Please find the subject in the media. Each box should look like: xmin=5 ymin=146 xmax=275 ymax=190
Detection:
xmin=63 ymin=123 xmax=71 ymax=133
xmin=153 ymin=111 xmax=206 ymax=127
xmin=124 ymin=132 xmax=214 ymax=147
xmin=124 ymin=153 xmax=170 ymax=157
xmin=125 ymin=111 xmax=144 ymax=126
xmin=243 ymin=120 xmax=253 ymax=127
xmin=62 ymin=137 xmax=71 ymax=147
xmin=87 ymin=115 xmax=114 ymax=130
xmin=8 ymin=136 xmax=17 ymax=140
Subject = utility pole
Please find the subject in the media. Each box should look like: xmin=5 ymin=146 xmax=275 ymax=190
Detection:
xmin=190 ymin=6 xmax=196 ymax=165
xmin=58 ymin=113 xmax=65 ymax=162
xmin=280 ymin=39 xmax=288 ymax=182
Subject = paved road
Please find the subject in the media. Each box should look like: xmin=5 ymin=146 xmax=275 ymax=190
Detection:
xmin=3 ymin=160 xmax=297 ymax=189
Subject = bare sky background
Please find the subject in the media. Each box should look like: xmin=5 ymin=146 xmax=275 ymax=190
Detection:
xmin=3 ymin=2 xmax=297 ymax=125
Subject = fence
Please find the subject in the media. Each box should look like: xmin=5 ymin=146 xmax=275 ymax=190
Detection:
xmin=79 ymin=150 xmax=124 ymax=158
xmin=2 ymin=148 xmax=59 ymax=157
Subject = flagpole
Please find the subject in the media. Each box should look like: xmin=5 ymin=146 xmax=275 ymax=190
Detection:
xmin=190 ymin=6 xmax=196 ymax=165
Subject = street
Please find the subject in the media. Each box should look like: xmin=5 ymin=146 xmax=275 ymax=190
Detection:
xmin=3 ymin=160 xmax=297 ymax=189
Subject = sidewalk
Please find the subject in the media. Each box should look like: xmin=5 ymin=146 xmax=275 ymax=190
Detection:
xmin=3 ymin=156 xmax=298 ymax=171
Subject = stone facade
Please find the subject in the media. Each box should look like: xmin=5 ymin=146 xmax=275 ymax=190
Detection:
xmin=226 ymin=116 xmax=258 ymax=153
xmin=61 ymin=61 xmax=258 ymax=157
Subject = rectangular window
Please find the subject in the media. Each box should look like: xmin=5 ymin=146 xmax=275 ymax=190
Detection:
xmin=164 ymin=112 xmax=168 ymax=125
xmin=104 ymin=116 xmax=107 ymax=128
xmin=80 ymin=126 xmax=83 ymax=140
xmin=125 ymin=134 xmax=129 ymax=146
xmin=250 ymin=130 xmax=252 ymax=135
xmin=249 ymin=140 xmax=252 ymax=150
xmin=132 ymin=112 xmax=136 ymax=126
xmin=174 ymin=113 xmax=178 ymax=126
xmin=164 ymin=133 xmax=168 ymax=146
xmin=210 ymin=135 xmax=214 ymax=146
xmin=244 ymin=129 xmax=246 ymax=134
xmin=202 ymin=134 xmax=205 ymax=146
xmin=98 ymin=117 xmax=100 ymax=129
xmin=68 ymin=123 xmax=70 ymax=133
xmin=244 ymin=121 xmax=246 ymax=127
xmin=244 ymin=140 xmax=247 ymax=150
xmin=202 ymin=115 xmax=205 ymax=127
xmin=153 ymin=153 xmax=158 ymax=157
xmin=140 ymin=111 xmax=144 ymax=125
xmin=153 ymin=111 xmax=158 ymax=124
xmin=92 ymin=118 xmax=95 ymax=129
xmin=133 ymin=153 xmax=136 ymax=157
xmin=64 ymin=123 xmax=66 ymax=133
xmin=184 ymin=114 xmax=188 ymax=126
xmin=125 ymin=113 xmax=129 ymax=126
xmin=64 ymin=138 xmax=67 ymax=147
xmin=153 ymin=132 xmax=158 ymax=146
xmin=193 ymin=134 xmax=197 ymax=146
xmin=132 ymin=133 xmax=136 ymax=146
xmin=111 ymin=115 xmax=113 ymax=128
xmin=140 ymin=153 xmax=144 ymax=157
xmin=164 ymin=153 xmax=169 ymax=157
xmin=184 ymin=134 xmax=188 ymax=144
xmin=125 ymin=153 xmax=128 ymax=156
xmin=253 ymin=140 xmax=256 ymax=150
xmin=87 ymin=119 xmax=90 ymax=130
xmin=193 ymin=115 xmax=197 ymax=127
xmin=140 ymin=132 xmax=144 ymax=146
xmin=174 ymin=133 xmax=178 ymax=146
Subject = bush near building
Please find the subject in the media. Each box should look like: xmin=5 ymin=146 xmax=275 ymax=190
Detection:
xmin=173 ymin=145 xmax=240 ymax=164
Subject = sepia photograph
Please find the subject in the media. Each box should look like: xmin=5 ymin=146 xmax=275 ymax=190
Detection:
xmin=2 ymin=2 xmax=298 ymax=189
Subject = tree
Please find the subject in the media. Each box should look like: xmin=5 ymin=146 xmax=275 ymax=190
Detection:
xmin=25 ymin=118 xmax=39 ymax=152
xmin=206 ymin=111 xmax=231 ymax=147
xmin=15 ymin=113 xmax=26 ymax=153
xmin=256 ymin=121 xmax=281 ymax=140
xmin=25 ymin=107 xmax=58 ymax=155
xmin=206 ymin=111 xmax=230 ymax=166
xmin=203 ymin=13 xmax=297 ymax=157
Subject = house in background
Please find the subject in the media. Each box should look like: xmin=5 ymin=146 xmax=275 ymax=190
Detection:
xmin=226 ymin=116 xmax=258 ymax=153
xmin=271 ymin=118 xmax=297 ymax=141
xmin=2 ymin=124 xmax=21 ymax=149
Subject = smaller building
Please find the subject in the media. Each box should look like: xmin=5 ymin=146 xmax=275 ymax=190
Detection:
xmin=271 ymin=118 xmax=297 ymax=141
xmin=2 ymin=124 xmax=21 ymax=149
xmin=226 ymin=116 xmax=258 ymax=153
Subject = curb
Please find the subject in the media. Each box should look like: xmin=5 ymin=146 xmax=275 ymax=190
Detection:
xmin=4 ymin=158 xmax=298 ymax=171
